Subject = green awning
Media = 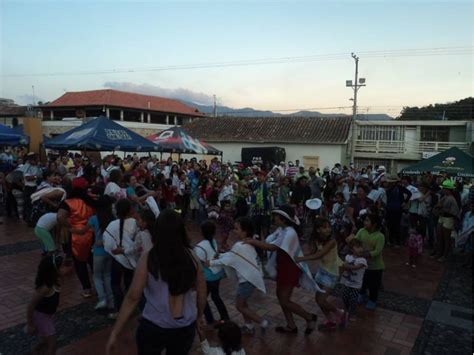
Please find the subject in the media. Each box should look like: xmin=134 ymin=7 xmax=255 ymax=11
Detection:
xmin=400 ymin=147 xmax=474 ymax=178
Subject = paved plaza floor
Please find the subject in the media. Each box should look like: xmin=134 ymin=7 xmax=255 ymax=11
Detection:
xmin=0 ymin=217 xmax=472 ymax=355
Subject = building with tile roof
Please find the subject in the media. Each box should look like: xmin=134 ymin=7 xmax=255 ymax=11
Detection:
xmin=40 ymin=89 xmax=204 ymax=125
xmin=184 ymin=116 xmax=352 ymax=168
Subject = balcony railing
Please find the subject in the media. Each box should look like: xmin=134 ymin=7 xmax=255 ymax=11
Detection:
xmin=354 ymin=139 xmax=470 ymax=157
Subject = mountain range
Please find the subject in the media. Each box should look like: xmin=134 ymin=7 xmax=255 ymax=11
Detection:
xmin=181 ymin=100 xmax=394 ymax=120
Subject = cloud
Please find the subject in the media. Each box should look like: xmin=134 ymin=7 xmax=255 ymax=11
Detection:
xmin=103 ymin=82 xmax=215 ymax=105
xmin=16 ymin=94 xmax=45 ymax=105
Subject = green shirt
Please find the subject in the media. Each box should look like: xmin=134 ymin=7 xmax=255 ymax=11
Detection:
xmin=355 ymin=228 xmax=385 ymax=270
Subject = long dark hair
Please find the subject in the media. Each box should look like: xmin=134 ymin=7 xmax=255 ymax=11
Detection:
xmin=217 ymin=321 xmax=242 ymax=355
xmin=96 ymin=195 xmax=114 ymax=233
xmin=309 ymin=217 xmax=331 ymax=252
xmin=235 ymin=216 xmax=254 ymax=238
xmin=148 ymin=209 xmax=196 ymax=295
xmin=116 ymin=199 xmax=132 ymax=247
xmin=139 ymin=209 xmax=156 ymax=233
xmin=201 ymin=220 xmax=216 ymax=243
xmin=35 ymin=255 xmax=62 ymax=289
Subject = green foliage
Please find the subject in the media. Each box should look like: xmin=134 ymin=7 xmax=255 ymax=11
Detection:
xmin=397 ymin=97 xmax=473 ymax=120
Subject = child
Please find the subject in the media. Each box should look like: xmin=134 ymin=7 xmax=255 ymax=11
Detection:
xmin=197 ymin=320 xmax=246 ymax=355
xmin=26 ymin=255 xmax=62 ymax=355
xmin=163 ymin=178 xmax=177 ymax=209
xmin=208 ymin=217 xmax=269 ymax=335
xmin=339 ymin=239 xmax=367 ymax=322
xmin=135 ymin=209 xmax=155 ymax=258
xmin=71 ymin=196 xmax=115 ymax=311
xmin=195 ymin=220 xmax=229 ymax=325
xmin=296 ymin=217 xmax=345 ymax=332
xmin=406 ymin=225 xmax=423 ymax=268
xmin=219 ymin=200 xmax=234 ymax=251
xmin=35 ymin=212 xmax=59 ymax=255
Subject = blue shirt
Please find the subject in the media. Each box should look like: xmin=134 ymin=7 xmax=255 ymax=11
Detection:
xmin=89 ymin=216 xmax=107 ymax=256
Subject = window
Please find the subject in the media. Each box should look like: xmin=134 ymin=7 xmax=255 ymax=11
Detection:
xmin=420 ymin=126 xmax=449 ymax=142
xmin=358 ymin=126 xmax=404 ymax=141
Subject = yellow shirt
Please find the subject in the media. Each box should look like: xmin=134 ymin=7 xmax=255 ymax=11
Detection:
xmin=319 ymin=241 xmax=341 ymax=276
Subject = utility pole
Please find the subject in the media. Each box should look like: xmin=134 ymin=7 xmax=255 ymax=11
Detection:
xmin=213 ymin=94 xmax=217 ymax=118
xmin=346 ymin=53 xmax=366 ymax=163
xmin=346 ymin=53 xmax=366 ymax=120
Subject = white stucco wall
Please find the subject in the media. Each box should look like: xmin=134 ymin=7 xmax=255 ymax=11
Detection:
xmin=206 ymin=142 xmax=347 ymax=168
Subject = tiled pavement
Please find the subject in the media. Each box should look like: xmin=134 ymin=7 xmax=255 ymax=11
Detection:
xmin=0 ymin=218 xmax=472 ymax=355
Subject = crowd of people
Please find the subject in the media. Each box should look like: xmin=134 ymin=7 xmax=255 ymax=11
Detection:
xmin=0 ymin=149 xmax=472 ymax=354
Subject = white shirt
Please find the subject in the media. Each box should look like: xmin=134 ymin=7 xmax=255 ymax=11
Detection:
xmin=219 ymin=185 xmax=234 ymax=202
xmin=36 ymin=212 xmax=58 ymax=231
xmin=104 ymin=218 xmax=139 ymax=270
xmin=104 ymin=182 xmax=126 ymax=201
xmin=201 ymin=340 xmax=246 ymax=355
xmin=21 ymin=163 xmax=42 ymax=187
xmin=340 ymin=254 xmax=367 ymax=289
xmin=136 ymin=230 xmax=153 ymax=257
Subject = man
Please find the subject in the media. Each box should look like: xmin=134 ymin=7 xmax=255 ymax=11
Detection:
xmin=20 ymin=153 xmax=42 ymax=225
xmin=285 ymin=162 xmax=298 ymax=180
xmin=373 ymin=166 xmax=386 ymax=186
xmin=384 ymin=175 xmax=412 ymax=246
xmin=294 ymin=165 xmax=309 ymax=182
xmin=308 ymin=167 xmax=325 ymax=199
xmin=250 ymin=171 xmax=271 ymax=240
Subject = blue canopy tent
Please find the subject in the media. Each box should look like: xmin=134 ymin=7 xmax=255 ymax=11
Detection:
xmin=43 ymin=117 xmax=160 ymax=152
xmin=0 ymin=123 xmax=29 ymax=146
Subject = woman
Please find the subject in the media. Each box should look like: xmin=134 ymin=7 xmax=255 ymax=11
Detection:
xmin=194 ymin=220 xmax=229 ymax=325
xmin=106 ymin=209 xmax=206 ymax=355
xmin=347 ymin=213 xmax=385 ymax=310
xmin=347 ymin=185 xmax=373 ymax=231
xmin=124 ymin=174 xmax=156 ymax=207
xmin=245 ymin=205 xmax=319 ymax=335
xmin=104 ymin=199 xmax=139 ymax=317
xmin=57 ymin=177 xmax=95 ymax=298
xmin=104 ymin=169 xmax=126 ymax=202
xmin=432 ymin=180 xmax=460 ymax=262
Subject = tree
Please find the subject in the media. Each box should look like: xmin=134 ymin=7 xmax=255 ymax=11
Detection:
xmin=397 ymin=97 xmax=473 ymax=121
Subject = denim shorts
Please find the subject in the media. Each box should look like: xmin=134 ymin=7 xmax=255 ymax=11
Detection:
xmin=236 ymin=281 xmax=256 ymax=300
xmin=314 ymin=267 xmax=338 ymax=289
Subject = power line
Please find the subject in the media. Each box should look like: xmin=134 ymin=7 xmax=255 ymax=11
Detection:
xmin=2 ymin=46 xmax=473 ymax=78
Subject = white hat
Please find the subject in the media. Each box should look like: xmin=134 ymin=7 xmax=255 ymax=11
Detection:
xmin=360 ymin=174 xmax=369 ymax=180
xmin=359 ymin=209 xmax=368 ymax=217
xmin=271 ymin=208 xmax=300 ymax=226
xmin=305 ymin=198 xmax=322 ymax=211
xmin=377 ymin=166 xmax=386 ymax=172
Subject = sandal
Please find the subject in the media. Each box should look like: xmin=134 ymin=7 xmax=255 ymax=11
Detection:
xmin=275 ymin=326 xmax=298 ymax=334
xmin=304 ymin=314 xmax=318 ymax=336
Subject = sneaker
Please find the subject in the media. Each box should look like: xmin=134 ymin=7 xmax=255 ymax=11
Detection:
xmin=437 ymin=257 xmax=446 ymax=262
xmin=365 ymin=301 xmax=377 ymax=310
xmin=108 ymin=312 xmax=119 ymax=320
xmin=94 ymin=300 xmax=107 ymax=311
xmin=357 ymin=294 xmax=368 ymax=304
xmin=260 ymin=319 xmax=269 ymax=336
xmin=81 ymin=290 xmax=93 ymax=298
xmin=318 ymin=321 xmax=336 ymax=332
xmin=241 ymin=325 xmax=255 ymax=335
xmin=411 ymin=264 xmax=417 ymax=268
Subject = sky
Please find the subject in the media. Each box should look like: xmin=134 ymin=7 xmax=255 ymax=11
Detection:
xmin=1 ymin=0 xmax=473 ymax=116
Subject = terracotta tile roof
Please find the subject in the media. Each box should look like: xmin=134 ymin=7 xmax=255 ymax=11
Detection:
xmin=46 ymin=89 xmax=205 ymax=117
xmin=184 ymin=116 xmax=352 ymax=144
